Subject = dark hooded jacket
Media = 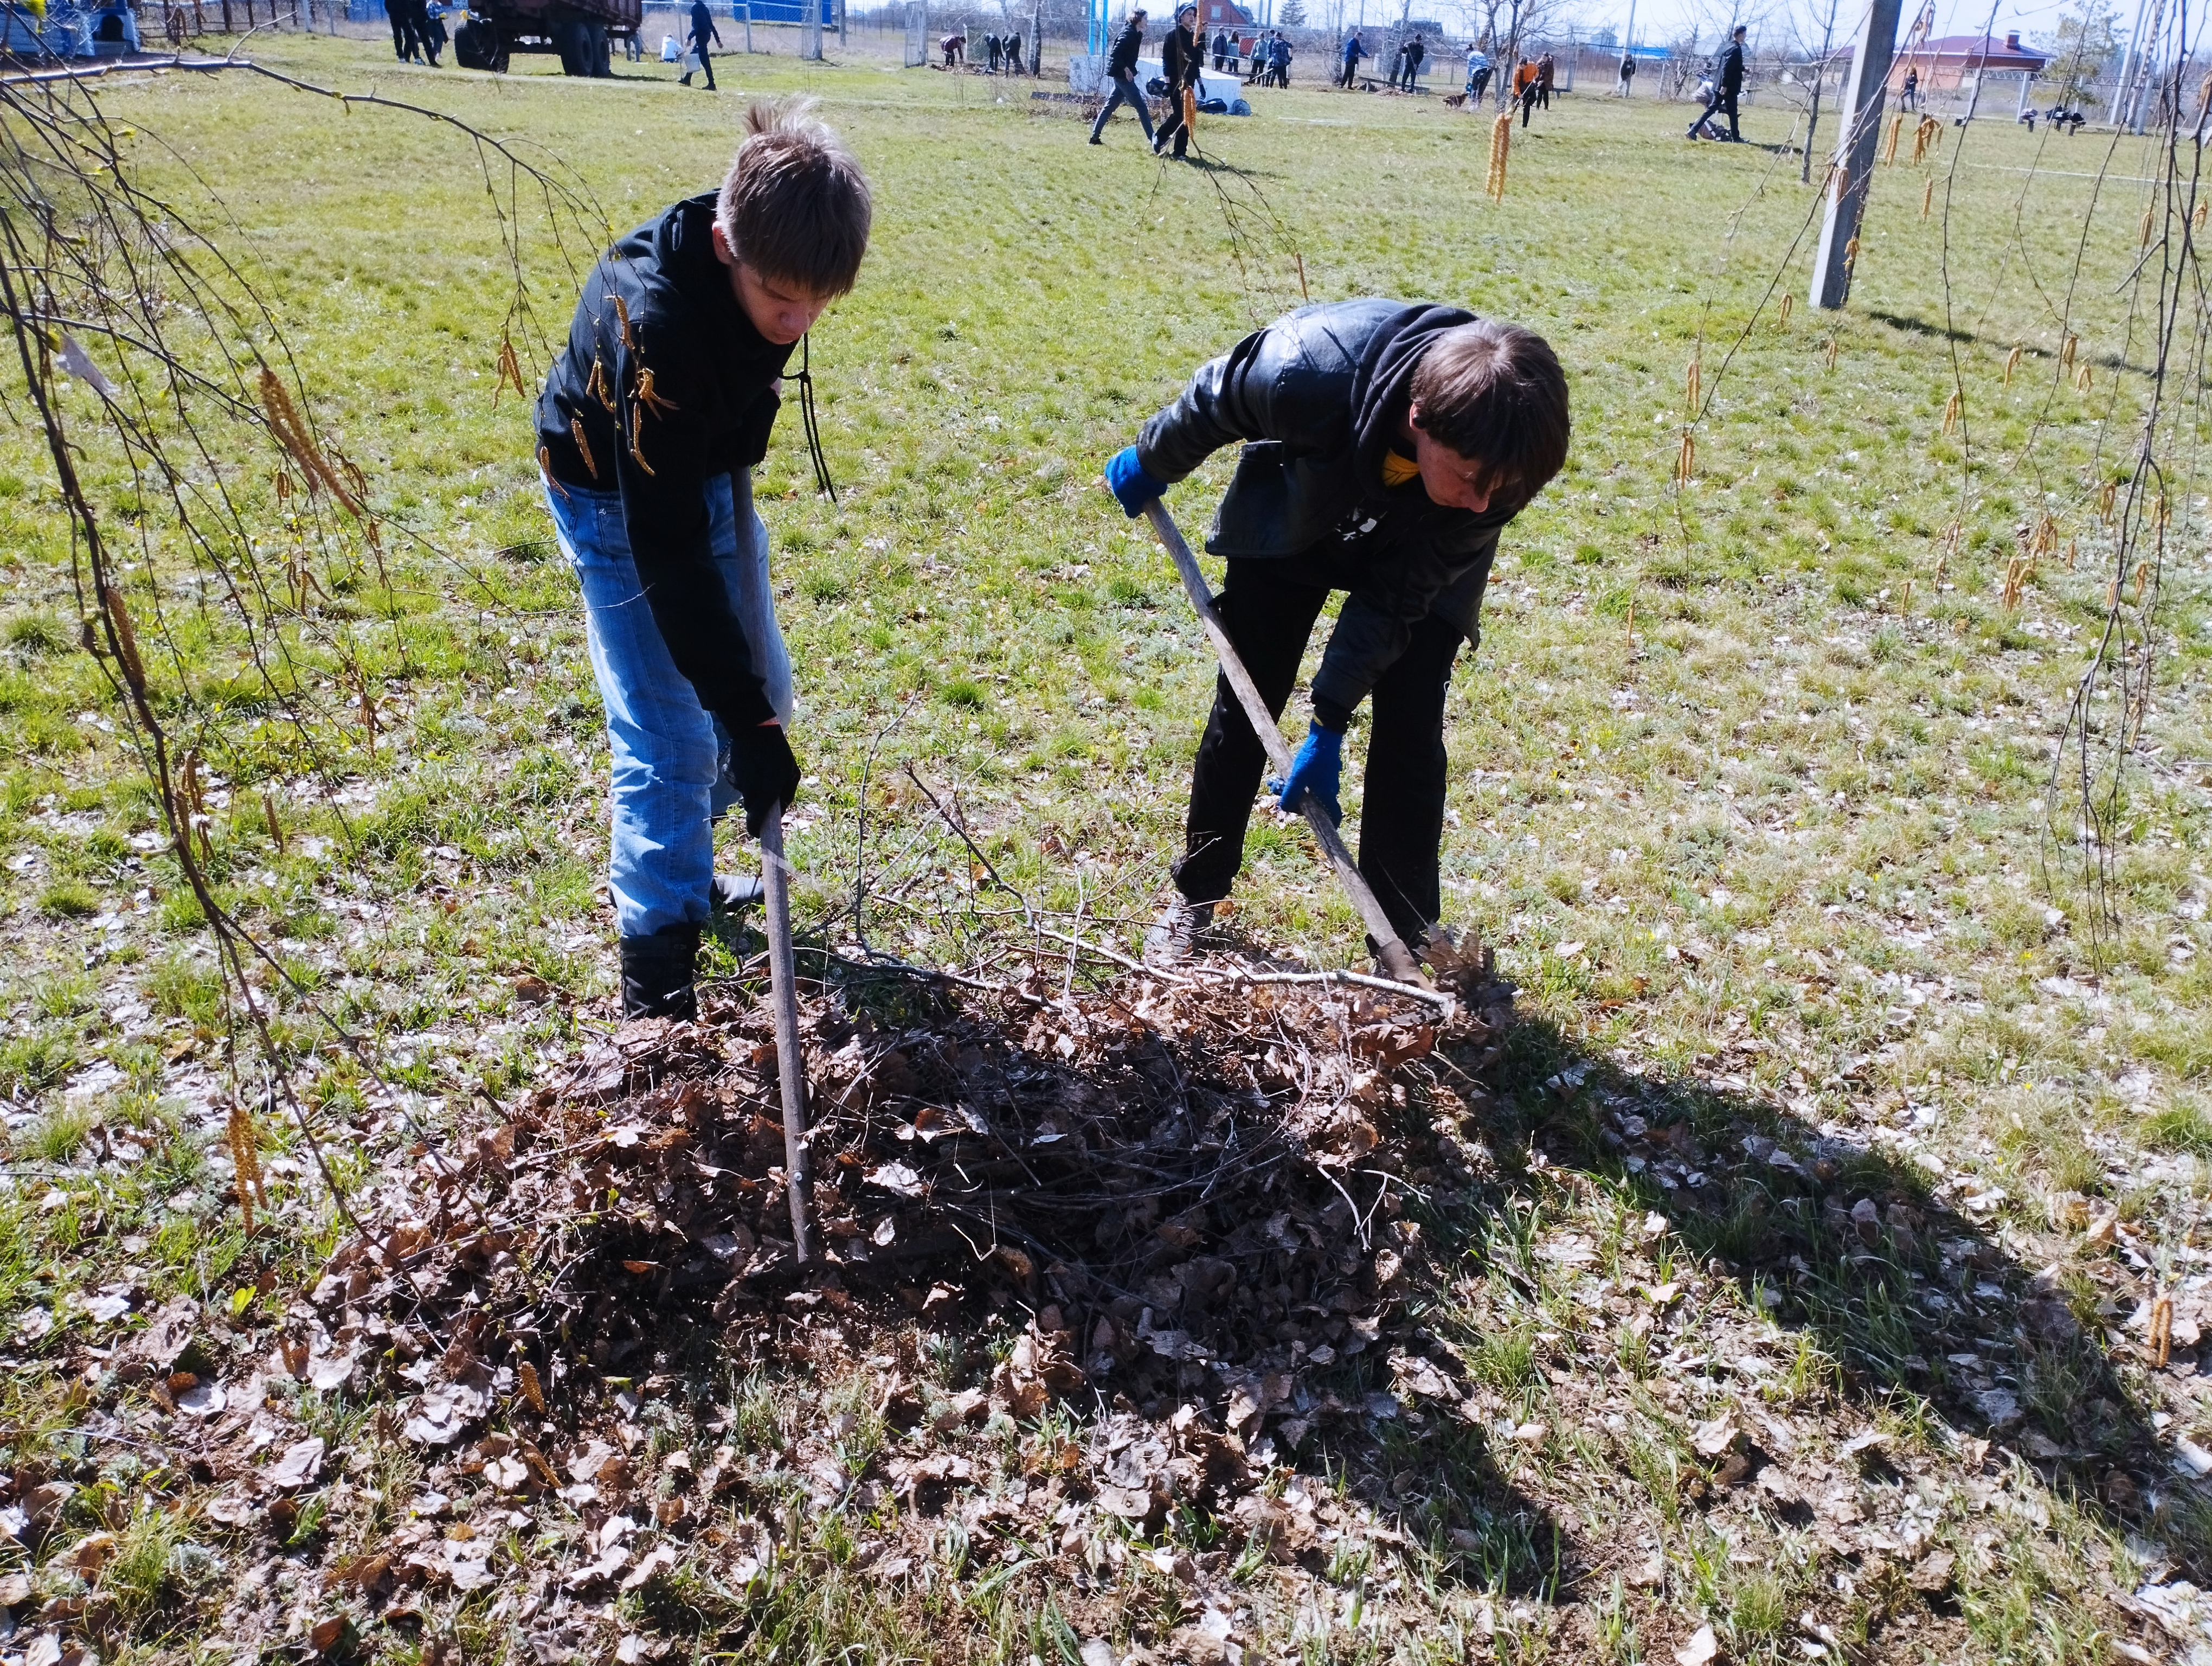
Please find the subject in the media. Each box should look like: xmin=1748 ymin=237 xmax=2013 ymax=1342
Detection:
xmin=538 ymin=193 xmax=790 ymax=732
xmin=1135 ymin=299 xmax=1522 ymax=727
xmin=1107 ymin=18 xmax=1143 ymax=76
xmin=1162 ymin=18 xmax=1204 ymax=89
xmin=1715 ymin=37 xmax=1744 ymax=92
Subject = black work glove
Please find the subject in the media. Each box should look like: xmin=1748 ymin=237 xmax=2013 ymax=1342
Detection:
xmin=725 ymin=722 xmax=801 ymax=838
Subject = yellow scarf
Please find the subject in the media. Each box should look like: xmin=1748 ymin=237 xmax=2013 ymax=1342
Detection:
xmin=1381 ymin=449 xmax=1420 ymax=489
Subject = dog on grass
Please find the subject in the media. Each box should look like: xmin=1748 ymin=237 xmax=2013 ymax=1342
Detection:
xmin=1441 ymin=91 xmax=1468 ymax=107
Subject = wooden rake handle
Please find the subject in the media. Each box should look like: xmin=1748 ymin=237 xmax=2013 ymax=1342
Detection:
xmin=1141 ymin=501 xmax=1429 ymax=988
xmin=758 ymin=803 xmax=813 ymax=1264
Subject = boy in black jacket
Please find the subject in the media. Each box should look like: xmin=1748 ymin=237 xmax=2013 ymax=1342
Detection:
xmin=1103 ymin=301 xmax=1570 ymax=964
xmin=1089 ymin=9 xmax=1154 ymax=145
xmin=538 ymin=100 xmax=872 ymax=1018
xmin=1151 ymin=3 xmax=1204 ymax=158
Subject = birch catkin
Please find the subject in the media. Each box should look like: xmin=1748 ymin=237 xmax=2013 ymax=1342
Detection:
xmin=2003 ymin=343 xmax=2023 ymax=384
xmin=1486 ymin=112 xmax=1512 ymax=201
xmin=228 ymin=1103 xmax=265 ymax=1233
xmin=1882 ymin=113 xmax=1903 ymax=164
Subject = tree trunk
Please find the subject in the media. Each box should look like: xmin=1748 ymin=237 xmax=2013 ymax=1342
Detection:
xmin=1802 ymin=75 xmax=1821 ymax=183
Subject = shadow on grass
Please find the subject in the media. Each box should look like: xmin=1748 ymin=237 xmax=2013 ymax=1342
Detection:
xmin=1393 ymin=1011 xmax=2211 ymax=1588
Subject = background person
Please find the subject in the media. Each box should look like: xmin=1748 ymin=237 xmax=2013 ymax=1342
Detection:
xmin=1089 ymin=9 xmax=1155 ymax=144
xmin=1152 ymin=2 xmax=1205 ymax=157
xmin=536 ymin=100 xmax=872 ymax=1020
xmin=1688 ymin=25 xmax=1746 ymax=140
xmin=1340 ymin=27 xmax=1364 ymax=85
xmin=1617 ymin=50 xmax=1634 ymax=94
xmin=1101 ymin=301 xmax=1571 ymax=965
xmin=681 ymin=0 xmax=722 ymax=88
xmin=1465 ymin=42 xmax=1491 ymax=100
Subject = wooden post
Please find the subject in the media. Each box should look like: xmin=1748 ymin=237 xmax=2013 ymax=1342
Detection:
xmin=1810 ymin=0 xmax=1900 ymax=310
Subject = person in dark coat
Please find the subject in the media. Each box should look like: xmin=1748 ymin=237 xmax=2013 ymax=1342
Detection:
xmin=1005 ymin=30 xmax=1024 ymax=71
xmin=680 ymin=0 xmax=722 ymax=87
xmin=1214 ymin=27 xmax=1231 ymax=70
xmin=420 ymin=0 xmax=448 ymax=64
xmin=1152 ymin=2 xmax=1204 ymax=157
xmin=1535 ymin=50 xmax=1553 ymax=105
xmin=1339 ymin=28 xmax=1364 ymax=85
xmin=1617 ymin=50 xmax=1635 ymax=93
xmin=537 ymin=100 xmax=872 ymax=1019
xmin=1101 ymin=301 xmax=1571 ymax=964
xmin=1688 ymin=24 xmax=1746 ymax=139
xmin=985 ymin=30 xmax=1001 ymax=69
xmin=385 ymin=0 xmax=421 ymax=61
xmin=1400 ymin=33 xmax=1425 ymax=89
xmin=1089 ymin=9 xmax=1155 ymax=144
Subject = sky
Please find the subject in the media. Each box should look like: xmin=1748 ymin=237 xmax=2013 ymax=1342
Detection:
xmin=1596 ymin=0 xmax=2093 ymax=51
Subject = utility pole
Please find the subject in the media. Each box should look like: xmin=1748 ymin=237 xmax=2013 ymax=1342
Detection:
xmin=2127 ymin=0 xmax=2164 ymax=131
xmin=2108 ymin=0 xmax=2147 ymax=124
xmin=803 ymin=0 xmax=821 ymax=57
xmin=1809 ymin=0 xmax=1900 ymax=309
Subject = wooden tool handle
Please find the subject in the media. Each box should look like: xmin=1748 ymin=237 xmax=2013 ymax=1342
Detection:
xmin=758 ymin=805 xmax=813 ymax=1263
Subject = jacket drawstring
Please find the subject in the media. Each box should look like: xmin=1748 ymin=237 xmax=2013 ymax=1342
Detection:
xmin=793 ymin=334 xmax=836 ymax=503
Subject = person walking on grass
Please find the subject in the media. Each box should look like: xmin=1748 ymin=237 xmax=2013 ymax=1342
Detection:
xmin=1687 ymin=24 xmax=1746 ymax=139
xmin=1270 ymin=30 xmax=1292 ymax=84
xmin=1101 ymin=300 xmax=1570 ymax=967
xmin=1153 ymin=2 xmax=1205 ymax=158
xmin=680 ymin=0 xmax=721 ymax=87
xmin=1617 ymin=49 xmax=1634 ymax=94
xmin=1901 ymin=65 xmax=1918 ymax=110
xmin=420 ymin=0 xmax=447 ymax=65
xmin=1090 ymin=9 xmax=1155 ymax=143
xmin=1535 ymin=50 xmax=1554 ymax=106
xmin=1340 ymin=27 xmax=1364 ymax=86
xmin=536 ymin=99 xmax=872 ymax=1020
xmin=1515 ymin=55 xmax=1539 ymax=124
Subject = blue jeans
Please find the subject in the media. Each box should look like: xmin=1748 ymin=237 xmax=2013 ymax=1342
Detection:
xmin=1090 ymin=71 xmax=1155 ymax=142
xmin=544 ymin=470 xmax=793 ymax=940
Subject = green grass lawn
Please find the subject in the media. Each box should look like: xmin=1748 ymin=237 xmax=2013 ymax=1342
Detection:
xmin=1 ymin=31 xmax=2208 ymax=1663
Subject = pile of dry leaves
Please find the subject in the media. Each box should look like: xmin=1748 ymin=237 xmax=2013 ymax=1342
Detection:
xmin=301 ymin=950 xmax=1516 ymax=1476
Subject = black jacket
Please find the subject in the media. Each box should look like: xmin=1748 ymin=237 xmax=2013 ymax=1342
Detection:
xmin=1136 ymin=299 xmax=1520 ymax=727
xmin=1716 ymin=39 xmax=1744 ymax=92
xmin=538 ymin=194 xmax=791 ymax=732
xmin=1162 ymin=22 xmax=1203 ymax=89
xmin=688 ymin=0 xmax=718 ymax=44
xmin=1107 ymin=19 xmax=1142 ymax=76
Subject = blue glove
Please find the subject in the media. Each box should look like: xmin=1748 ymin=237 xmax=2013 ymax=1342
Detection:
xmin=1273 ymin=720 xmax=1345 ymax=823
xmin=1104 ymin=446 xmax=1167 ymax=518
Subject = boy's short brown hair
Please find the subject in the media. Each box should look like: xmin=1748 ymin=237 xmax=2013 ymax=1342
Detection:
xmin=1409 ymin=319 xmax=1570 ymax=503
xmin=716 ymin=98 xmax=872 ymax=298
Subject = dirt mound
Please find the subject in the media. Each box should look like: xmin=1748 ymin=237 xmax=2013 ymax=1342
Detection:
xmin=307 ymin=953 xmax=1515 ymax=1450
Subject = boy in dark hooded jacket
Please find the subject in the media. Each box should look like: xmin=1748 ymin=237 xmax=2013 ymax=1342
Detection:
xmin=1104 ymin=301 xmax=1570 ymax=964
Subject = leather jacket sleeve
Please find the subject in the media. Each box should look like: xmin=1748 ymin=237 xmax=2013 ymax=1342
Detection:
xmin=1134 ymin=324 xmax=1340 ymax=484
xmin=1313 ymin=525 xmax=1497 ymax=721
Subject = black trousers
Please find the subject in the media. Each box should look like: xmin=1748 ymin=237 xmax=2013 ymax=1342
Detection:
xmin=1154 ymin=89 xmax=1191 ymax=154
xmin=1173 ymin=559 xmax=1473 ymax=944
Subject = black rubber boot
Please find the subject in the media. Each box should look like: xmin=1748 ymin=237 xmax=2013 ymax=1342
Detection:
xmin=619 ymin=923 xmax=699 ymax=1021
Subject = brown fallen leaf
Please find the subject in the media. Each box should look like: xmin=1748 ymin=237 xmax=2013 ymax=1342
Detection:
xmin=308 ymin=1615 xmax=353 ymax=1655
